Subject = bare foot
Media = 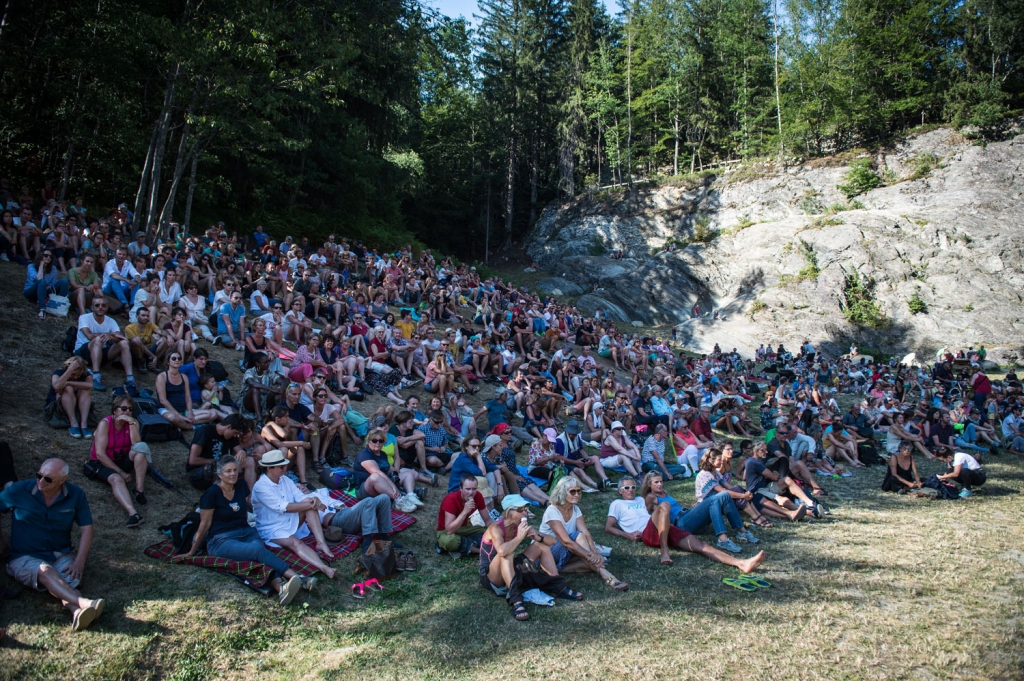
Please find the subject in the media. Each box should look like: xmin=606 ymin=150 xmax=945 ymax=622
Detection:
xmin=317 ymin=544 xmax=332 ymax=556
xmin=322 ymin=566 xmax=337 ymax=579
xmin=660 ymin=550 xmax=673 ymax=565
xmin=738 ymin=550 xmax=766 ymax=574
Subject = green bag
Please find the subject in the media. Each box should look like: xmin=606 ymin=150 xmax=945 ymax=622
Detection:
xmin=548 ymin=464 xmax=568 ymax=491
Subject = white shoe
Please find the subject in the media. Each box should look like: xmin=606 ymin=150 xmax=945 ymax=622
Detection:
xmin=395 ymin=495 xmax=418 ymax=513
xmin=408 ymin=492 xmax=425 ymax=508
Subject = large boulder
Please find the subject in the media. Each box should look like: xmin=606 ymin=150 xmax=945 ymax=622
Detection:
xmin=535 ymin=277 xmax=584 ymax=297
xmin=525 ymin=127 xmax=1024 ymax=356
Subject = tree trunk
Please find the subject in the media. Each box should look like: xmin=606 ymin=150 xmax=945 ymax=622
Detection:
xmin=503 ymin=128 xmax=516 ymax=250
xmin=58 ymin=140 xmax=74 ymax=203
xmin=183 ymin=144 xmax=201 ymax=237
xmin=772 ymin=0 xmax=783 ymax=157
xmin=156 ymin=122 xmax=193 ymax=242
xmin=529 ymin=127 xmax=539 ymax=225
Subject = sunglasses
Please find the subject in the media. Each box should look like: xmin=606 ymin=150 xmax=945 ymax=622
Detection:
xmin=273 ymin=306 xmax=283 ymax=310
xmin=169 ymin=355 xmax=182 ymax=361
xmin=36 ymin=472 xmax=55 ymax=483
xmin=115 ymin=405 xmax=132 ymax=412
xmin=369 ymin=438 xmax=385 ymax=444
xmin=621 ymin=486 xmax=636 ymax=491
xmin=567 ymin=489 xmax=582 ymax=496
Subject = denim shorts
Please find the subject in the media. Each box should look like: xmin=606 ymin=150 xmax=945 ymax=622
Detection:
xmin=549 ymin=529 xmax=580 ymax=570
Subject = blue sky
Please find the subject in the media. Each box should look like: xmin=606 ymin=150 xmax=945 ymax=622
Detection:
xmin=427 ymin=0 xmax=615 ymax=27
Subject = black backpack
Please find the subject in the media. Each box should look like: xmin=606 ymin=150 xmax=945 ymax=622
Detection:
xmin=61 ymin=326 xmax=77 ymax=354
xmin=923 ymin=473 xmax=960 ymax=500
xmin=161 ymin=511 xmax=203 ymax=554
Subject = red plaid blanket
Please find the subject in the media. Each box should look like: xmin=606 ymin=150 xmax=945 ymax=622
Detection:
xmin=144 ymin=490 xmax=416 ymax=587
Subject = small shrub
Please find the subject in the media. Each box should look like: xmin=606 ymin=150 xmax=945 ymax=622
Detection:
xmin=796 ymin=240 xmax=820 ymax=281
xmin=964 ymin=303 xmax=974 ymax=312
xmin=909 ymin=263 xmax=928 ymax=282
xmin=812 ymin=216 xmax=844 ymax=228
xmin=747 ymin=299 xmax=767 ymax=320
xmin=906 ymin=152 xmax=939 ymax=181
xmin=908 ymin=291 xmax=928 ymax=314
xmin=588 ymin=234 xmax=607 ymax=256
xmin=690 ymin=215 xmax=718 ymax=243
xmin=842 ymin=269 xmax=889 ymax=328
xmin=799 ymin=191 xmax=824 ymax=215
xmin=880 ymin=165 xmax=898 ymax=184
xmin=731 ymin=215 xmax=755 ymax=233
xmin=837 ymin=159 xmax=881 ymax=198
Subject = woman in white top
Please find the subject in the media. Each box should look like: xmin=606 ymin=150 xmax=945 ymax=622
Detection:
xmin=251 ymin=450 xmax=337 ymax=579
xmin=539 ymin=476 xmax=628 ymax=590
xmin=935 ymin=449 xmax=986 ymax=496
xmin=249 ymin=278 xmax=273 ymax=314
xmin=180 ymin=280 xmax=213 ymax=342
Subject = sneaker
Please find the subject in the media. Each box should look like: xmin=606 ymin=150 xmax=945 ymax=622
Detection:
xmin=300 ymin=576 xmax=317 ymax=592
xmin=716 ymin=538 xmax=742 ymax=553
xmin=680 ymin=465 xmax=692 ymax=478
xmin=212 ymin=336 xmax=221 ymax=345
xmin=408 ymin=492 xmax=425 ymax=508
xmin=840 ymin=472 xmax=853 ymax=478
xmin=427 ymin=471 xmax=439 ymax=487
xmin=395 ymin=496 xmax=418 ymax=513
xmin=72 ymin=600 xmax=104 ymax=631
xmin=82 ymin=427 xmax=93 ymax=439
xmin=959 ymin=488 xmax=972 ymax=498
xmin=581 ymin=486 xmax=599 ymax=493
xmin=93 ymin=375 xmax=106 ymax=391
xmin=488 ymin=508 xmax=502 ymax=522
xmin=279 ymin=574 xmax=301 ymax=605
xmin=587 ymin=440 xmax=601 ymax=448
xmin=133 ymin=490 xmax=147 ymax=506
xmin=396 ymin=551 xmax=409 ymax=571
xmin=69 ymin=426 xmax=83 ymax=439
xmin=811 ymin=503 xmax=823 ymax=519
xmin=515 ymin=411 xmax=525 ymax=419
xmin=404 ymin=550 xmax=418 ymax=571
xmin=414 ymin=487 xmax=428 ymax=503
xmin=594 ymin=544 xmax=613 ymax=558
xmin=736 ymin=530 xmax=759 ymax=544
xmin=0 ymin=253 xmax=8 ymax=261
xmin=126 ymin=513 xmax=144 ymax=528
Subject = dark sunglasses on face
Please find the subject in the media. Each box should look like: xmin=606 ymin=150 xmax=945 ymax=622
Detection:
xmin=36 ymin=472 xmax=54 ymax=483
xmin=369 ymin=438 xmax=385 ymax=444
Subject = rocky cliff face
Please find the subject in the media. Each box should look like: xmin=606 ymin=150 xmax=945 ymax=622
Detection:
xmin=525 ymin=128 xmax=1024 ymax=364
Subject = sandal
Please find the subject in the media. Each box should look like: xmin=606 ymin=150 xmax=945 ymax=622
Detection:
xmin=510 ymin=602 xmax=530 ymax=621
xmin=604 ymin=577 xmax=629 ymax=592
xmin=722 ymin=577 xmax=756 ymax=592
xmin=753 ymin=516 xmax=774 ymax=528
xmin=556 ymin=587 xmax=584 ymax=601
xmin=351 ymin=582 xmax=367 ymax=599
xmin=363 ymin=578 xmax=384 ymax=591
xmin=737 ymin=574 xmax=771 ymax=589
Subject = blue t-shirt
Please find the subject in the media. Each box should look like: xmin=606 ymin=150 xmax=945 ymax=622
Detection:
xmin=253 ymin=231 xmax=269 ymax=248
xmin=217 ymin=302 xmax=246 ymax=335
xmin=655 ymin=493 xmax=685 ymax=525
xmin=447 ymin=454 xmax=498 ymax=493
xmin=0 ymin=479 xmax=93 ymax=561
xmin=484 ymin=399 xmax=509 ymax=430
xmin=180 ymin=362 xmax=203 ymax=403
xmin=744 ymin=458 xmax=769 ymax=494
xmin=353 ymin=447 xmax=391 ymax=488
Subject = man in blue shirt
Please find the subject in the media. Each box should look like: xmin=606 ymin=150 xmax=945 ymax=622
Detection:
xmin=0 ymin=458 xmax=105 ymax=630
xmin=217 ymin=291 xmax=247 ymax=350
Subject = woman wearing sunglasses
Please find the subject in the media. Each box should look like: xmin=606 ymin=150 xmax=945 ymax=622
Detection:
xmin=353 ymin=427 xmax=422 ymax=513
xmin=24 ymin=249 xmax=69 ymax=319
xmin=83 ymin=395 xmax=149 ymax=528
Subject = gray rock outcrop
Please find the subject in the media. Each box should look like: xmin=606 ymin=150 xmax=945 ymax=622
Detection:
xmin=526 ymin=128 xmax=1024 ymax=362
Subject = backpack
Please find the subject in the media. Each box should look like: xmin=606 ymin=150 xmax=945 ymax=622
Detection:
xmin=318 ymin=466 xmax=353 ymax=490
xmin=61 ymin=326 xmax=77 ymax=354
xmin=923 ymin=473 xmax=960 ymax=500
xmin=161 ymin=511 xmax=203 ymax=554
xmin=206 ymin=360 xmax=230 ymax=383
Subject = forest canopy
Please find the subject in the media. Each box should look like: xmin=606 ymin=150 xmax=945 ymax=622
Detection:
xmin=1 ymin=0 xmax=1021 ymax=258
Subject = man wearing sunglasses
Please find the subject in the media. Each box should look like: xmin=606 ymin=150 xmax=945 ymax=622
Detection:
xmin=0 ymin=458 xmax=105 ymax=631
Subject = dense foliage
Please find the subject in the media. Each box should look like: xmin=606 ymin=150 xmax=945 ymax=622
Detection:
xmin=2 ymin=0 xmax=1021 ymax=257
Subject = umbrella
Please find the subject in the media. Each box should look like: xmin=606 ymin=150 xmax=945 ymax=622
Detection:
xmin=148 ymin=465 xmax=195 ymax=504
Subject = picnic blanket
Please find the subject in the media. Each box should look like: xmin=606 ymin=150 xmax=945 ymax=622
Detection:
xmin=144 ymin=490 xmax=416 ymax=588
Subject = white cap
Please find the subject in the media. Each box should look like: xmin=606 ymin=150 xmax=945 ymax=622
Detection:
xmin=611 ymin=420 xmax=624 ymax=430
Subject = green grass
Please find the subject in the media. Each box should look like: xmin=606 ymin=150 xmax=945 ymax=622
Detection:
xmin=2 ymin=258 xmax=1024 ymax=680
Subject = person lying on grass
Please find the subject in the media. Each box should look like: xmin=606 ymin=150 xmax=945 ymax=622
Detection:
xmin=604 ymin=477 xmax=765 ymax=573
xmin=177 ymin=455 xmax=310 ymax=605
xmin=538 ymin=476 xmax=628 ymax=591
xmin=480 ymin=494 xmax=579 ymax=622
xmin=641 ymin=471 xmax=758 ymax=555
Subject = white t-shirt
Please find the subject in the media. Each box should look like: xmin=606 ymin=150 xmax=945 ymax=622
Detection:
xmin=252 ymin=474 xmax=310 ymax=547
xmin=953 ymin=451 xmax=981 ymax=471
xmin=75 ymin=313 xmax=121 ymax=351
xmin=260 ymin=313 xmax=281 ymax=340
xmin=250 ymin=289 xmax=270 ymax=314
xmin=607 ymin=498 xmax=651 ymax=534
xmin=180 ymin=294 xmax=206 ymax=324
xmin=539 ymin=504 xmax=581 ymax=538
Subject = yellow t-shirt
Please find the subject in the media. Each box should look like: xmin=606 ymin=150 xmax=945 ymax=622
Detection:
xmin=125 ymin=321 xmax=159 ymax=345
xmin=395 ymin=319 xmax=415 ymax=339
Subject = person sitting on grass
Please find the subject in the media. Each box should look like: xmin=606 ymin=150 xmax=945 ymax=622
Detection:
xmin=47 ymin=356 xmax=94 ymax=439
xmin=437 ymin=474 xmax=491 ymax=557
xmin=885 ymin=410 xmax=936 ymax=460
xmin=744 ymin=441 xmax=817 ymax=521
xmin=935 ymin=448 xmax=986 ymax=498
xmin=176 ymin=455 xmax=309 ymax=604
xmin=640 ymin=471 xmax=758 ymax=554
xmin=352 ymin=427 xmax=423 ymax=512
xmin=84 ymin=395 xmax=149 ymax=528
xmin=125 ymin=306 xmax=167 ymax=374
xmin=0 ymin=458 xmax=105 ymax=631
xmin=481 ymin=494 xmax=577 ymax=622
xmin=261 ymin=405 xmax=315 ymax=492
xmin=555 ymin=419 xmax=611 ymax=491
xmin=251 ymin=449 xmax=337 ymax=580
xmin=186 ymin=414 xmax=254 ymax=490
xmin=599 ymin=420 xmax=642 ymax=478
xmin=539 ymin=476 xmax=627 ymax=591
xmin=74 ymin=297 xmax=135 ymax=392
xmin=604 ymin=477 xmax=766 ymax=572
xmin=24 ymin=248 xmax=69 ymax=320
xmin=880 ymin=441 xmax=923 ymax=493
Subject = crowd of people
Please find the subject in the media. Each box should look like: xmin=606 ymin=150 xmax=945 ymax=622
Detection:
xmin=0 ymin=184 xmax=1018 ymax=628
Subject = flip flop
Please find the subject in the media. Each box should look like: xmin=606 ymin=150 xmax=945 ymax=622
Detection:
xmin=351 ymin=582 xmax=367 ymax=599
xmin=722 ymin=577 xmax=756 ymax=592
xmin=737 ymin=574 xmax=772 ymax=588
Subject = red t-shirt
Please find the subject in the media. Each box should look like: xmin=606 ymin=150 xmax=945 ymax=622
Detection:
xmin=690 ymin=415 xmax=712 ymax=441
xmin=436 ymin=490 xmax=486 ymax=531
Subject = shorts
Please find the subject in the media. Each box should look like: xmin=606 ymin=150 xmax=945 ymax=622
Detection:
xmin=218 ymin=332 xmax=238 ymax=345
xmin=549 ymin=530 xmax=580 ymax=570
xmin=598 ymin=349 xmax=611 ymax=358
xmin=398 ymin=446 xmax=419 ymax=467
xmin=600 ymin=455 xmax=622 ymax=468
xmin=7 ymin=551 xmax=80 ymax=591
xmin=75 ymin=340 xmax=118 ymax=360
xmin=84 ymin=456 xmax=129 ymax=481
xmin=640 ymin=518 xmax=691 ymax=548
